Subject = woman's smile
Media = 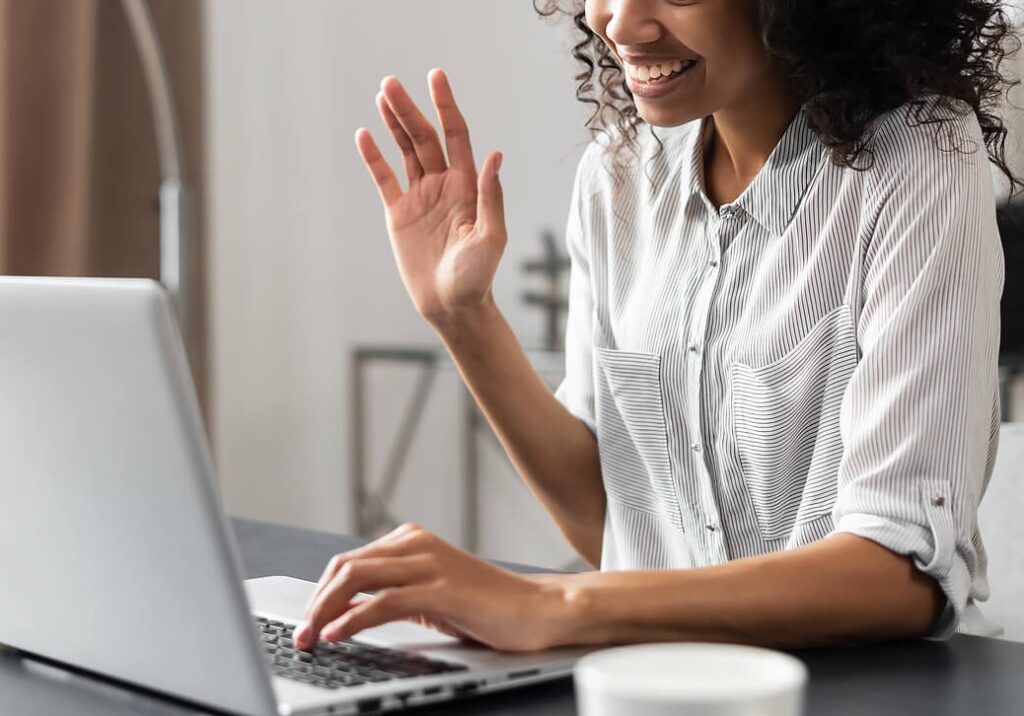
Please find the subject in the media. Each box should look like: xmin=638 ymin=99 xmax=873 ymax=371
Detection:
xmin=623 ymin=56 xmax=700 ymax=99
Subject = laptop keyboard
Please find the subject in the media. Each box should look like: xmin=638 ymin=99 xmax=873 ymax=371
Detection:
xmin=255 ymin=615 xmax=468 ymax=690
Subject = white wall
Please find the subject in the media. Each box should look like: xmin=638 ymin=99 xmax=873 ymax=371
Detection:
xmin=204 ymin=1 xmax=591 ymax=567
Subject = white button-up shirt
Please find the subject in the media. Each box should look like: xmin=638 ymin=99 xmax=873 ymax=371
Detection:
xmin=554 ymin=99 xmax=1003 ymax=638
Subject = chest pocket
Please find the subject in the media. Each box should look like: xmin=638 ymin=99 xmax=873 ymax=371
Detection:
xmin=594 ymin=347 xmax=682 ymax=529
xmin=730 ymin=304 xmax=858 ymax=541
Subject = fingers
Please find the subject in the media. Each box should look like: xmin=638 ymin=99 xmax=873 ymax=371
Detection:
xmin=376 ymin=91 xmax=423 ymax=185
xmin=297 ymin=554 xmax=436 ymax=650
xmin=428 ymin=68 xmax=476 ymax=174
xmin=476 ymin=151 xmax=506 ymax=241
xmin=320 ymin=585 xmax=445 ymax=643
xmin=380 ymin=76 xmax=447 ymax=175
xmin=354 ymin=129 xmax=401 ymax=206
xmin=304 ymin=523 xmax=420 ymax=616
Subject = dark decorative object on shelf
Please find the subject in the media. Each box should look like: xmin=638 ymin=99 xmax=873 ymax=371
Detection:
xmin=996 ymin=200 xmax=1024 ymax=420
xmin=998 ymin=201 xmax=1024 ymax=357
xmin=521 ymin=229 xmax=571 ymax=351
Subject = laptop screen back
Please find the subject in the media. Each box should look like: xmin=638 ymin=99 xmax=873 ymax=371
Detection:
xmin=0 ymin=277 xmax=276 ymax=716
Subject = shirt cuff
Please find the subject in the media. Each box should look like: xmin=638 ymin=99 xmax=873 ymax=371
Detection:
xmin=832 ymin=504 xmax=970 ymax=640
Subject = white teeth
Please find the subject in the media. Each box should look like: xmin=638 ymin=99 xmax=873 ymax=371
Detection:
xmin=625 ymin=59 xmax=694 ymax=83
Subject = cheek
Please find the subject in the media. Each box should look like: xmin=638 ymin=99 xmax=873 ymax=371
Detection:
xmin=691 ymin=18 xmax=768 ymax=92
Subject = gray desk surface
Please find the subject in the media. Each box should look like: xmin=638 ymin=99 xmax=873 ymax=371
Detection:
xmin=3 ymin=517 xmax=1024 ymax=715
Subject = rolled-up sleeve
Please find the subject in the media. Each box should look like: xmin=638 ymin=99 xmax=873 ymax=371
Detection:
xmin=553 ymin=144 xmax=601 ymax=435
xmin=831 ymin=116 xmax=1004 ymax=639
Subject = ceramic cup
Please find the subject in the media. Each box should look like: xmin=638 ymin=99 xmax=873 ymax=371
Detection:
xmin=574 ymin=642 xmax=808 ymax=716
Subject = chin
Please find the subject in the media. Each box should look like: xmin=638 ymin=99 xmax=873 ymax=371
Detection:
xmin=635 ymin=103 xmax=703 ymax=129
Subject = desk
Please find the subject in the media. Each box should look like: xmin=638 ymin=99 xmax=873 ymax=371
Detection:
xmin=3 ymin=518 xmax=1024 ymax=715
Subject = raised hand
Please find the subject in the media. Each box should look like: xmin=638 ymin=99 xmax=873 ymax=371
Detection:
xmin=355 ymin=70 xmax=506 ymax=328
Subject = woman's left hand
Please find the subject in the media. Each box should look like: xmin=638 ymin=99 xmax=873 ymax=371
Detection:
xmin=293 ymin=523 xmax=571 ymax=652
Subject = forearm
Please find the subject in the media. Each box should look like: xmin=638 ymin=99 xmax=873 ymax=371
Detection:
xmin=539 ymin=534 xmax=945 ymax=649
xmin=433 ymin=297 xmax=605 ymax=566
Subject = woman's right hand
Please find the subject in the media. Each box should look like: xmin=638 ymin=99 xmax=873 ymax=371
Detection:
xmin=355 ymin=69 xmax=507 ymax=329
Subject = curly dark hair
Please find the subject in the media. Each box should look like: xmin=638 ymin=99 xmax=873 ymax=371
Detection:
xmin=535 ymin=0 xmax=1022 ymax=194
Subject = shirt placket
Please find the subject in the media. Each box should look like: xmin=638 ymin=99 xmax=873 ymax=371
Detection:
xmin=686 ymin=203 xmax=743 ymax=565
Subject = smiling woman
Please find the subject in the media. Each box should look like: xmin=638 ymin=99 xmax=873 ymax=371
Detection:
xmin=295 ymin=0 xmax=1018 ymax=653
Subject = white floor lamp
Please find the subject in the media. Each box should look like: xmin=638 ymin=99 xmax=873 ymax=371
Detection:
xmin=121 ymin=0 xmax=196 ymax=372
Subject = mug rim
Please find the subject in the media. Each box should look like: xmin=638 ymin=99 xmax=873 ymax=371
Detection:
xmin=574 ymin=642 xmax=808 ymax=702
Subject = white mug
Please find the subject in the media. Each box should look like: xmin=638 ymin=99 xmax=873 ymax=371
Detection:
xmin=574 ymin=643 xmax=808 ymax=716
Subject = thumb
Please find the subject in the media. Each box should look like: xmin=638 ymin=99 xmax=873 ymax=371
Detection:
xmin=476 ymin=151 xmax=506 ymax=240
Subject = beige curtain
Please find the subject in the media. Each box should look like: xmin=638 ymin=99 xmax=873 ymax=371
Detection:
xmin=0 ymin=0 xmax=206 ymax=404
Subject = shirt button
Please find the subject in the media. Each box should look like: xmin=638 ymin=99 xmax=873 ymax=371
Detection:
xmin=705 ymin=522 xmax=717 ymax=532
xmin=688 ymin=342 xmax=699 ymax=353
xmin=708 ymin=258 xmax=719 ymax=268
xmin=690 ymin=442 xmax=702 ymax=453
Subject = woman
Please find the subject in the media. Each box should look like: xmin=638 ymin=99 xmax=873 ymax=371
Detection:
xmin=295 ymin=0 xmax=1017 ymax=652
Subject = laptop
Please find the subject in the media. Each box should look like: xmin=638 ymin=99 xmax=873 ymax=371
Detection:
xmin=0 ymin=277 xmax=591 ymax=715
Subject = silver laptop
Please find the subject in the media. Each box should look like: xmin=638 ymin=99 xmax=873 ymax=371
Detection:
xmin=0 ymin=277 xmax=590 ymax=715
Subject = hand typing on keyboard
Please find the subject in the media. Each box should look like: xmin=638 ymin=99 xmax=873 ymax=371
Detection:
xmin=255 ymin=616 xmax=467 ymax=689
xmin=293 ymin=522 xmax=572 ymax=653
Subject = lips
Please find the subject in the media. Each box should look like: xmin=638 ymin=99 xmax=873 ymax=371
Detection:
xmin=623 ymin=58 xmax=700 ymax=99
xmin=621 ymin=53 xmax=697 ymax=65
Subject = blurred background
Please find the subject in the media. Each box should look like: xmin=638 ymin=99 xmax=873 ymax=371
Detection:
xmin=3 ymin=0 xmax=1024 ymax=572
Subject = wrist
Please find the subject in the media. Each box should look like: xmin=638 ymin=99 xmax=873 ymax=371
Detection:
xmin=429 ymin=294 xmax=502 ymax=346
xmin=534 ymin=576 xmax=599 ymax=649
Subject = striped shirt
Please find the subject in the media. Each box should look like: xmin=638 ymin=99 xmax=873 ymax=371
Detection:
xmin=554 ymin=98 xmax=1004 ymax=638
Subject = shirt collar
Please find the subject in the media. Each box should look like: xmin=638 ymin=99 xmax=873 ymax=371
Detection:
xmin=683 ymin=108 xmax=827 ymax=238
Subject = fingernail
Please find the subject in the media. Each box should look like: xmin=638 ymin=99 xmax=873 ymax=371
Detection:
xmin=494 ymin=153 xmax=503 ymax=175
xmin=294 ymin=624 xmax=308 ymax=646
